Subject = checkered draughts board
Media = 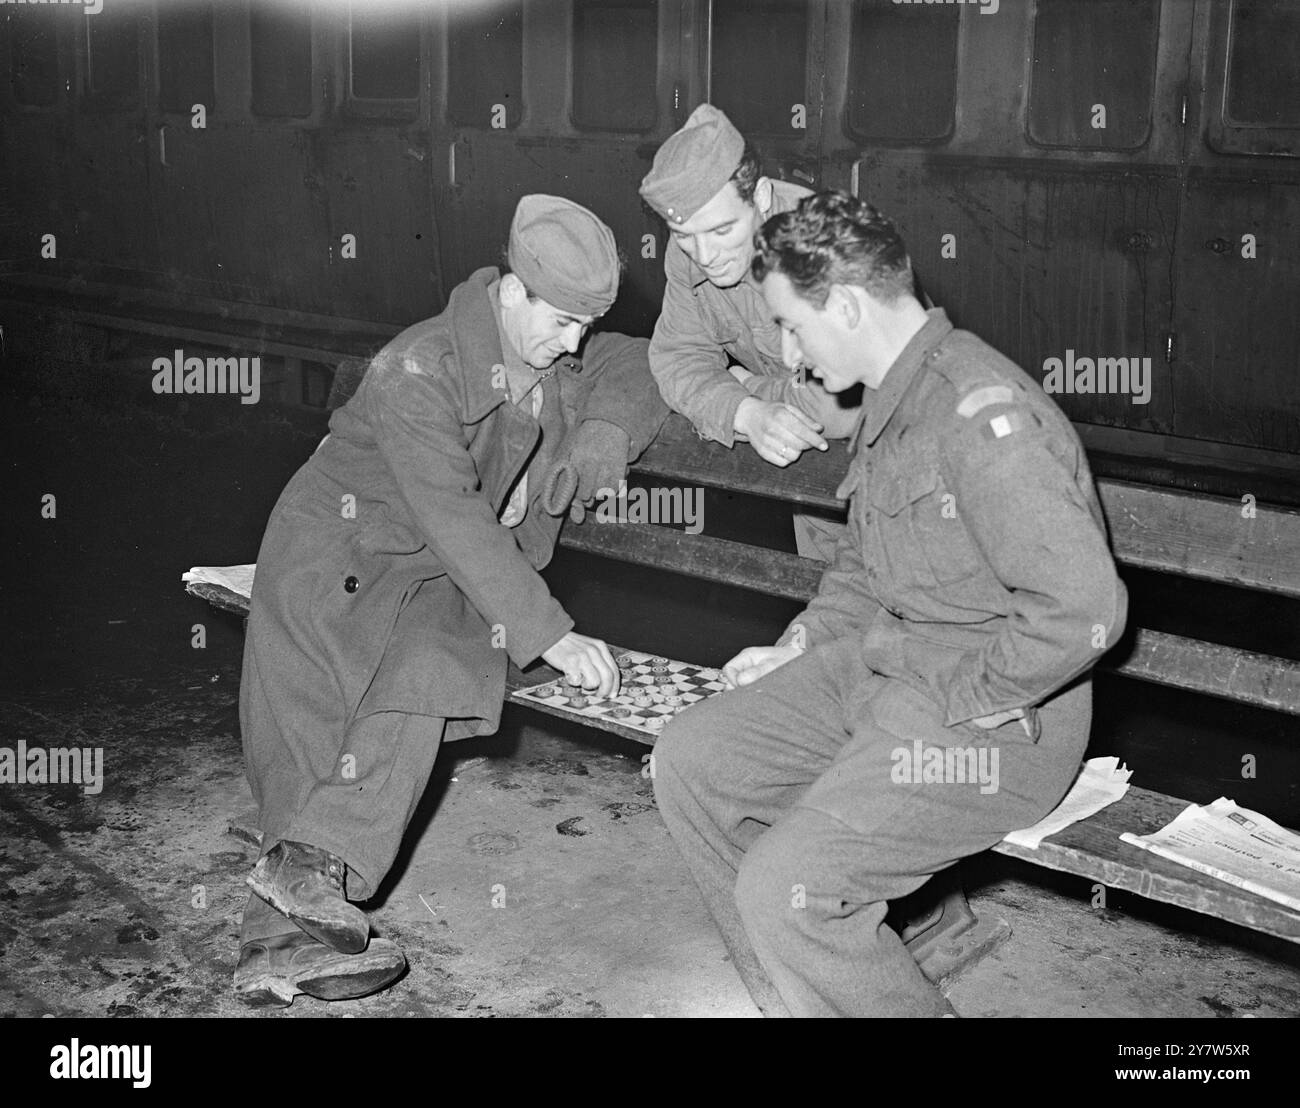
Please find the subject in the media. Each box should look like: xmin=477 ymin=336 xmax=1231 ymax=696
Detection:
xmin=510 ymin=650 xmax=728 ymax=737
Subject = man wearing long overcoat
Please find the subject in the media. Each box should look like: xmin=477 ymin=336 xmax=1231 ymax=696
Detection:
xmin=235 ymin=195 xmax=667 ymax=1007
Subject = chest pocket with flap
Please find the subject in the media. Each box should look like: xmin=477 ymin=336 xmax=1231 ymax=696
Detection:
xmin=866 ymin=446 xmax=981 ymax=589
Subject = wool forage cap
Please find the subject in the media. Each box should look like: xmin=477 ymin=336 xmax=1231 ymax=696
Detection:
xmin=507 ymin=194 xmax=620 ymax=316
xmin=639 ymin=104 xmax=746 ymax=225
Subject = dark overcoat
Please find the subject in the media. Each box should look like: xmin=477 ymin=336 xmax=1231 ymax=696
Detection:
xmin=241 ymin=267 xmax=667 ymax=746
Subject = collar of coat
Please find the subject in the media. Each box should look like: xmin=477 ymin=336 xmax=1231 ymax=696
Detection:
xmin=850 ymin=307 xmax=955 ymax=452
xmin=448 ymin=266 xmax=536 ymax=424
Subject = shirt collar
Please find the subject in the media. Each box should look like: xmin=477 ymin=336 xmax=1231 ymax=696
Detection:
xmin=849 ymin=307 xmax=954 ymax=451
xmin=450 ymin=267 xmax=521 ymax=423
xmin=487 ymin=277 xmax=530 ymax=380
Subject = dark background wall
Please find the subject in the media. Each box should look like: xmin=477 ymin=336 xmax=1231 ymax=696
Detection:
xmin=2 ymin=0 xmax=1297 ymax=469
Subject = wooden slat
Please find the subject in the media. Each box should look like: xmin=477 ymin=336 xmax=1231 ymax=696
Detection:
xmin=0 ymin=271 xmax=396 ymax=344
xmin=993 ymin=786 xmax=1300 ymax=945
xmin=631 ymin=416 xmax=1300 ymax=597
xmin=0 ymin=279 xmax=394 ymax=365
xmin=1118 ymin=629 xmax=1300 ymax=717
xmin=559 ymin=519 xmax=821 ymax=601
xmin=633 ymin=414 xmax=852 ymax=511
xmin=183 ymin=529 xmax=1300 ymax=714
xmin=1100 ymin=481 xmax=1300 ymax=598
xmin=557 ymin=521 xmax=1300 ymax=715
xmin=184 ymin=581 xmax=252 ymax=617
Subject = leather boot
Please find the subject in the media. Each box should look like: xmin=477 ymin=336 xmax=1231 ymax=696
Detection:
xmin=234 ymin=931 xmax=406 ymax=1008
xmin=247 ymin=840 xmax=371 ymax=954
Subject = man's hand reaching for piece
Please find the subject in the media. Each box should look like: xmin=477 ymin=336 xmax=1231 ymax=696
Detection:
xmin=542 ymin=632 xmax=621 ymax=699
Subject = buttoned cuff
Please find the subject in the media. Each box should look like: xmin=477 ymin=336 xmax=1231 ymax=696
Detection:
xmin=711 ymin=388 xmax=751 ymax=448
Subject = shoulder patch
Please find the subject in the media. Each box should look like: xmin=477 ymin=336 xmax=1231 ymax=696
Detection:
xmin=957 ymin=384 xmax=1015 ymax=419
xmin=981 ymin=410 xmax=1029 ymax=441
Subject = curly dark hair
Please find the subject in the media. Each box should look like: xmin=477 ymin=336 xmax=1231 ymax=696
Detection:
xmin=751 ymin=191 xmax=913 ymax=306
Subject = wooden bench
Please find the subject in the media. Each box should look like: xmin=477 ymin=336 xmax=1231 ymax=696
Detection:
xmin=0 ymin=271 xmax=396 ymax=405
xmin=187 ymin=408 xmax=1300 ymax=965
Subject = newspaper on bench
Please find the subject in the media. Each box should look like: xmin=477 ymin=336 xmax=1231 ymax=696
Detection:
xmin=1119 ymin=797 xmax=1300 ymax=912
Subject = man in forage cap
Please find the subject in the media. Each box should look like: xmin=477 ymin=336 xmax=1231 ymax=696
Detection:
xmin=234 ymin=194 xmax=667 ymax=1007
xmin=641 ymin=104 xmax=929 ymax=560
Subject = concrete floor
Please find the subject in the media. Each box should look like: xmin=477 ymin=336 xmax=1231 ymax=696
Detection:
xmin=2 ymin=659 xmax=1297 ymax=1019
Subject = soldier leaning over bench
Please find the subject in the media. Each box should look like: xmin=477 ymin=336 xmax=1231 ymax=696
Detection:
xmin=234 ymin=195 xmax=668 ymax=1008
xmin=640 ymin=104 xmax=929 ymax=561
xmin=653 ymin=192 xmax=1129 ymax=1018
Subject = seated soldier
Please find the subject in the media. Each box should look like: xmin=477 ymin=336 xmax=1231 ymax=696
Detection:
xmin=652 ymin=192 xmax=1127 ymax=1017
xmin=235 ymin=195 xmax=668 ymax=1007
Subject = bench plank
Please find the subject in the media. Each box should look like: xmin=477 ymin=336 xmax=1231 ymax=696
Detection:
xmin=632 ymin=417 xmax=1300 ymax=598
xmin=185 ymin=523 xmax=1300 ymax=717
xmin=184 ymin=580 xmax=255 ymax=617
xmin=993 ymin=786 xmax=1300 ymax=944
xmin=0 ymin=278 xmax=395 ymax=365
xmin=557 ymin=520 xmax=1300 ymax=715
xmin=634 ymin=415 xmax=853 ymax=511
xmin=1121 ymin=629 xmax=1300 ymax=717
xmin=560 ymin=519 xmax=820 ymax=601
xmin=1102 ymin=481 xmax=1300 ymax=598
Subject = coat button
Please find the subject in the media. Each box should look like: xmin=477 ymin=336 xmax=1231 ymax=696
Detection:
xmin=344 ymin=575 xmax=359 ymax=593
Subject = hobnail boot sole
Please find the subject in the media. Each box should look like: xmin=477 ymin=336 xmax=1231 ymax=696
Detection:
xmin=295 ymin=948 xmax=407 ymax=1001
xmin=234 ymin=971 xmax=299 ymax=1009
xmin=234 ymin=946 xmax=406 ymax=1007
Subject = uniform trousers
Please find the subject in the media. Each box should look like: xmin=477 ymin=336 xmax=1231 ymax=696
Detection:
xmin=239 ymin=702 xmax=448 ymax=945
xmin=652 ymin=633 xmax=1089 ymax=1017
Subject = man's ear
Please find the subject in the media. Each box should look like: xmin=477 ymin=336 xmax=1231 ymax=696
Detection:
xmin=754 ymin=176 xmax=774 ymax=215
xmin=500 ymin=273 xmax=526 ymax=307
xmin=832 ymin=284 xmax=861 ymax=330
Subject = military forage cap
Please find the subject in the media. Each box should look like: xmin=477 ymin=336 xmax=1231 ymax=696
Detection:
xmin=507 ymin=194 xmax=620 ymax=316
xmin=639 ymin=103 xmax=746 ymax=225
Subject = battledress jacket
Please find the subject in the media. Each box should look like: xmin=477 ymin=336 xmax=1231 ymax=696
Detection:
xmin=242 ymin=267 xmax=668 ymax=744
xmin=777 ymin=309 xmax=1129 ymax=732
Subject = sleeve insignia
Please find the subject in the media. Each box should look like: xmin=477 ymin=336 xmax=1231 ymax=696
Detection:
xmin=956 ymin=384 xmax=1015 ymax=418
xmin=982 ymin=410 xmax=1026 ymax=441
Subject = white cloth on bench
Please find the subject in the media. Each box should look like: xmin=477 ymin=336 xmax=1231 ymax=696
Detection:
xmin=182 ymin=564 xmax=256 ymax=598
